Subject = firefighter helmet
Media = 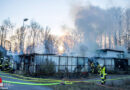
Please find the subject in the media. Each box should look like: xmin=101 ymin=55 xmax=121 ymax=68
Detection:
xmin=100 ymin=64 xmax=104 ymax=67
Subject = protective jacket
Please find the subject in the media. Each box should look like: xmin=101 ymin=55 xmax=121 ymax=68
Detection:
xmin=100 ymin=66 xmax=107 ymax=84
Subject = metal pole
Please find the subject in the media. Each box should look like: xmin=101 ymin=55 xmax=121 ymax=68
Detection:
xmin=20 ymin=18 xmax=28 ymax=54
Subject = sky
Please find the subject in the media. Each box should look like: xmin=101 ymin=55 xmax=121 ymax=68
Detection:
xmin=0 ymin=0 xmax=129 ymax=36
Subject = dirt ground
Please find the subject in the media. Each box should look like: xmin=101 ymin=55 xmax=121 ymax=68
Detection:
xmin=51 ymin=81 xmax=130 ymax=90
xmin=51 ymin=75 xmax=130 ymax=90
xmin=4 ymin=72 xmax=130 ymax=90
xmin=51 ymin=82 xmax=125 ymax=90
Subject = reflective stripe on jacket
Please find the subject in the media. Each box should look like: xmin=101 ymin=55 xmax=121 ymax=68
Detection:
xmin=100 ymin=66 xmax=107 ymax=79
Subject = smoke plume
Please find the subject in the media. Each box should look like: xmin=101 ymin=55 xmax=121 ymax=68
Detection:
xmin=70 ymin=4 xmax=125 ymax=57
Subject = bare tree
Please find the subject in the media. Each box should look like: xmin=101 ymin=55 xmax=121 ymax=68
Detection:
xmin=10 ymin=35 xmax=18 ymax=52
xmin=0 ymin=19 xmax=59 ymax=55
xmin=30 ymin=20 xmax=41 ymax=53
xmin=0 ymin=19 xmax=13 ymax=48
xmin=0 ymin=26 xmax=5 ymax=47
xmin=40 ymin=27 xmax=57 ymax=54
xmin=126 ymin=9 xmax=130 ymax=51
xmin=61 ymin=30 xmax=83 ymax=55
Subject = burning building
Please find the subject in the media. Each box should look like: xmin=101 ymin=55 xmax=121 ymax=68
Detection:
xmin=14 ymin=48 xmax=130 ymax=77
xmin=18 ymin=53 xmax=89 ymax=76
xmin=95 ymin=49 xmax=129 ymax=71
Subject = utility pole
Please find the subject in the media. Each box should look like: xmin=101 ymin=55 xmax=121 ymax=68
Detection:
xmin=20 ymin=18 xmax=28 ymax=55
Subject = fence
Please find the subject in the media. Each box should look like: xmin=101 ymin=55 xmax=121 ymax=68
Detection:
xmin=33 ymin=55 xmax=89 ymax=73
xmin=18 ymin=54 xmax=129 ymax=77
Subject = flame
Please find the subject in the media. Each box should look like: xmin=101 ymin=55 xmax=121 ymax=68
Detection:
xmin=58 ymin=44 xmax=64 ymax=54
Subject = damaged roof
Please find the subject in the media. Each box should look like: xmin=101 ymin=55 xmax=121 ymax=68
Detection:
xmin=19 ymin=53 xmax=56 ymax=56
xmin=97 ymin=49 xmax=124 ymax=53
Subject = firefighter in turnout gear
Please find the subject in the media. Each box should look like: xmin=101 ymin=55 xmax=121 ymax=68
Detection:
xmin=0 ymin=61 xmax=2 ymax=70
xmin=97 ymin=63 xmax=101 ymax=74
xmin=3 ymin=60 xmax=10 ymax=71
xmin=100 ymin=64 xmax=107 ymax=85
xmin=5 ymin=63 xmax=9 ymax=70
xmin=91 ymin=62 xmax=94 ymax=74
xmin=0 ymin=58 xmax=3 ymax=70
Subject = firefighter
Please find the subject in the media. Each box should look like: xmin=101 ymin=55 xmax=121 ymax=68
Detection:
xmin=91 ymin=62 xmax=94 ymax=74
xmin=100 ymin=64 xmax=107 ymax=85
xmin=0 ymin=61 xmax=2 ymax=70
xmin=3 ymin=60 xmax=10 ymax=71
xmin=97 ymin=63 xmax=101 ymax=74
xmin=0 ymin=58 xmax=3 ymax=70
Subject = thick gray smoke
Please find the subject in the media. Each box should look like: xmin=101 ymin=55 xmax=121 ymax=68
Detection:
xmin=72 ymin=5 xmax=123 ymax=57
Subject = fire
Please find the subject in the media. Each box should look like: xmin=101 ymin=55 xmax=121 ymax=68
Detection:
xmin=58 ymin=44 xmax=64 ymax=54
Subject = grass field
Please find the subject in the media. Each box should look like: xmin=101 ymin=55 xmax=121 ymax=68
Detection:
xmin=51 ymin=82 xmax=130 ymax=90
xmin=4 ymin=72 xmax=130 ymax=90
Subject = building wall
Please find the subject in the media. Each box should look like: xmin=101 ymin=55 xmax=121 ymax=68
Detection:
xmin=125 ymin=53 xmax=130 ymax=66
xmin=127 ymin=53 xmax=130 ymax=65
xmin=99 ymin=51 xmax=123 ymax=58
xmin=33 ymin=55 xmax=89 ymax=73
xmin=97 ymin=58 xmax=115 ymax=71
xmin=107 ymin=51 xmax=123 ymax=58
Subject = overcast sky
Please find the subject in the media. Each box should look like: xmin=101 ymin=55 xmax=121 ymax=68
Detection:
xmin=0 ymin=0 xmax=129 ymax=35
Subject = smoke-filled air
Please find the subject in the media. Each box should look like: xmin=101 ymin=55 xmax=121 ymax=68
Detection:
xmin=0 ymin=0 xmax=130 ymax=89
xmin=0 ymin=0 xmax=130 ymax=57
xmin=0 ymin=1 xmax=130 ymax=56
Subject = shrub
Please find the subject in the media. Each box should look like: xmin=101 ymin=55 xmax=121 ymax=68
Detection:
xmin=37 ymin=59 xmax=56 ymax=76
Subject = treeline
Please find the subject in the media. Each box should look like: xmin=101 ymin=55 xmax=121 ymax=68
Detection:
xmin=0 ymin=19 xmax=80 ymax=55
